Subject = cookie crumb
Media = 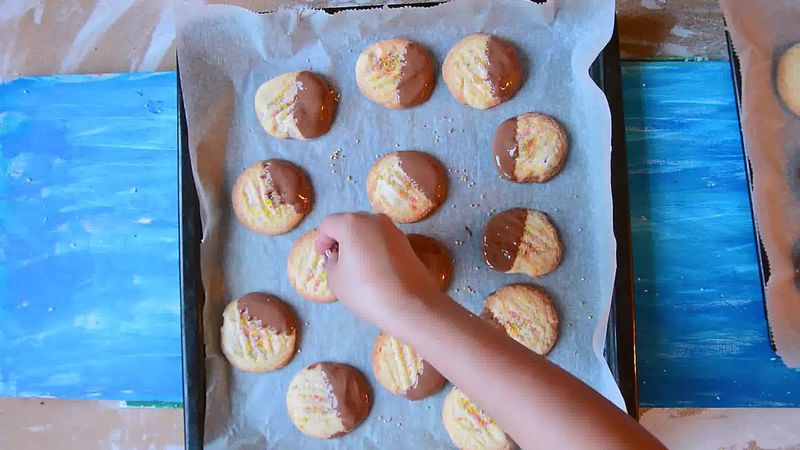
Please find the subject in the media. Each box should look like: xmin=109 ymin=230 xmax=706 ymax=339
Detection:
xmin=464 ymin=226 xmax=472 ymax=237
xmin=355 ymin=139 xmax=360 ymax=143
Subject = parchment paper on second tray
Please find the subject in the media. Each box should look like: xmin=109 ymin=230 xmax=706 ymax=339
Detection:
xmin=177 ymin=0 xmax=620 ymax=448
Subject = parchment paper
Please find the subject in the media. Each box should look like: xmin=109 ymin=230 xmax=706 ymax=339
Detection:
xmin=720 ymin=0 xmax=800 ymax=369
xmin=177 ymin=0 xmax=621 ymax=447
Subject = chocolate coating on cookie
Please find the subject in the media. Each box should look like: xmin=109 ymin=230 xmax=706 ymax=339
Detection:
xmin=294 ymin=71 xmax=336 ymax=139
xmin=397 ymin=151 xmax=447 ymax=203
xmin=313 ymin=363 xmax=370 ymax=432
xmin=397 ymin=42 xmax=435 ymax=108
xmin=261 ymin=159 xmax=312 ymax=213
xmin=485 ymin=36 xmax=522 ymax=101
xmin=237 ymin=292 xmax=296 ymax=334
xmin=493 ymin=117 xmax=519 ymax=180
xmin=404 ymin=360 xmax=446 ymax=400
xmin=408 ymin=233 xmax=453 ymax=290
xmin=482 ymin=208 xmax=528 ymax=272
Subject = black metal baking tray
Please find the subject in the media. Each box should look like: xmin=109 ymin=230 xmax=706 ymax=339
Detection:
xmin=178 ymin=9 xmax=637 ymax=449
xmin=724 ymin=31 xmax=775 ymax=351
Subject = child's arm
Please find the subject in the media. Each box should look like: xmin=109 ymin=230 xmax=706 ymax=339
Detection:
xmin=315 ymin=212 xmax=664 ymax=450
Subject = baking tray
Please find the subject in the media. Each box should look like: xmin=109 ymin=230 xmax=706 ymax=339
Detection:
xmin=178 ymin=8 xmax=637 ymax=449
xmin=724 ymin=31 xmax=776 ymax=351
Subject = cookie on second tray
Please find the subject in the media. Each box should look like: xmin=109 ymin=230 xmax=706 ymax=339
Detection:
xmin=777 ymin=42 xmax=800 ymax=116
xmin=493 ymin=113 xmax=568 ymax=183
xmin=482 ymin=284 xmax=559 ymax=355
xmin=232 ymin=159 xmax=313 ymax=235
xmin=254 ymin=71 xmax=336 ymax=139
xmin=221 ymin=292 xmax=298 ymax=372
xmin=287 ymin=228 xmax=335 ymax=303
xmin=442 ymin=33 xmax=522 ymax=110
xmin=356 ymin=38 xmax=435 ymax=109
xmin=407 ymin=233 xmax=454 ymax=290
xmin=482 ymin=208 xmax=562 ymax=278
xmin=442 ymin=387 xmax=516 ymax=450
xmin=366 ymin=151 xmax=448 ymax=223
xmin=372 ymin=332 xmax=447 ymax=400
xmin=286 ymin=362 xmax=371 ymax=439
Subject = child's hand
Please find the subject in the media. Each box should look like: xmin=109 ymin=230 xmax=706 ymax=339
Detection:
xmin=314 ymin=212 xmax=442 ymax=331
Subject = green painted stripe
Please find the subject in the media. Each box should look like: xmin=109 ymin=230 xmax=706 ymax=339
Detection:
xmin=123 ymin=401 xmax=183 ymax=409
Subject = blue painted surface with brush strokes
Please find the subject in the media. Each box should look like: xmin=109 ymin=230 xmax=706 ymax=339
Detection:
xmin=623 ymin=61 xmax=800 ymax=407
xmin=0 ymin=72 xmax=181 ymax=402
xmin=0 ymin=64 xmax=798 ymax=406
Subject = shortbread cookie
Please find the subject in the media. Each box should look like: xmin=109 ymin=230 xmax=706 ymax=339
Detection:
xmin=286 ymin=362 xmax=371 ymax=439
xmin=482 ymin=284 xmax=558 ymax=355
xmin=442 ymin=34 xmax=522 ymax=110
xmin=288 ymin=228 xmax=335 ymax=302
xmin=482 ymin=208 xmax=562 ymax=278
xmin=777 ymin=43 xmax=800 ymax=116
xmin=220 ymin=292 xmax=298 ymax=372
xmin=366 ymin=151 xmax=448 ymax=223
xmin=408 ymin=233 xmax=453 ymax=290
xmin=442 ymin=387 xmax=516 ymax=450
xmin=232 ymin=159 xmax=313 ymax=235
xmin=371 ymin=332 xmax=447 ymax=400
xmin=254 ymin=71 xmax=336 ymax=139
xmin=493 ymin=113 xmax=568 ymax=183
xmin=356 ymin=39 xmax=435 ymax=109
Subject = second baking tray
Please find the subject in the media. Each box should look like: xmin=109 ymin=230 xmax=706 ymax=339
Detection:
xmin=178 ymin=12 xmax=637 ymax=450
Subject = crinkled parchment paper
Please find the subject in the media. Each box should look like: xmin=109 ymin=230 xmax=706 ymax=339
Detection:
xmin=721 ymin=0 xmax=800 ymax=369
xmin=177 ymin=0 xmax=621 ymax=447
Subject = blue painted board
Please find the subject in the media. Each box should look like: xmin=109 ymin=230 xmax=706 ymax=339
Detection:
xmin=623 ymin=61 xmax=800 ymax=407
xmin=0 ymin=72 xmax=181 ymax=402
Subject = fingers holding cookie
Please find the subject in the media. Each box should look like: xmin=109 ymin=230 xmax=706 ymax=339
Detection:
xmin=366 ymin=151 xmax=448 ymax=223
xmin=232 ymin=159 xmax=313 ymax=235
xmin=372 ymin=332 xmax=447 ymax=400
xmin=443 ymin=33 xmax=522 ymax=110
xmin=482 ymin=208 xmax=562 ymax=278
xmin=482 ymin=284 xmax=559 ymax=356
xmin=493 ymin=113 xmax=568 ymax=183
xmin=356 ymin=39 xmax=435 ymax=109
xmin=255 ymin=71 xmax=336 ymax=140
xmin=286 ymin=362 xmax=371 ymax=439
xmin=221 ymin=292 xmax=298 ymax=372
xmin=288 ymin=228 xmax=336 ymax=302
